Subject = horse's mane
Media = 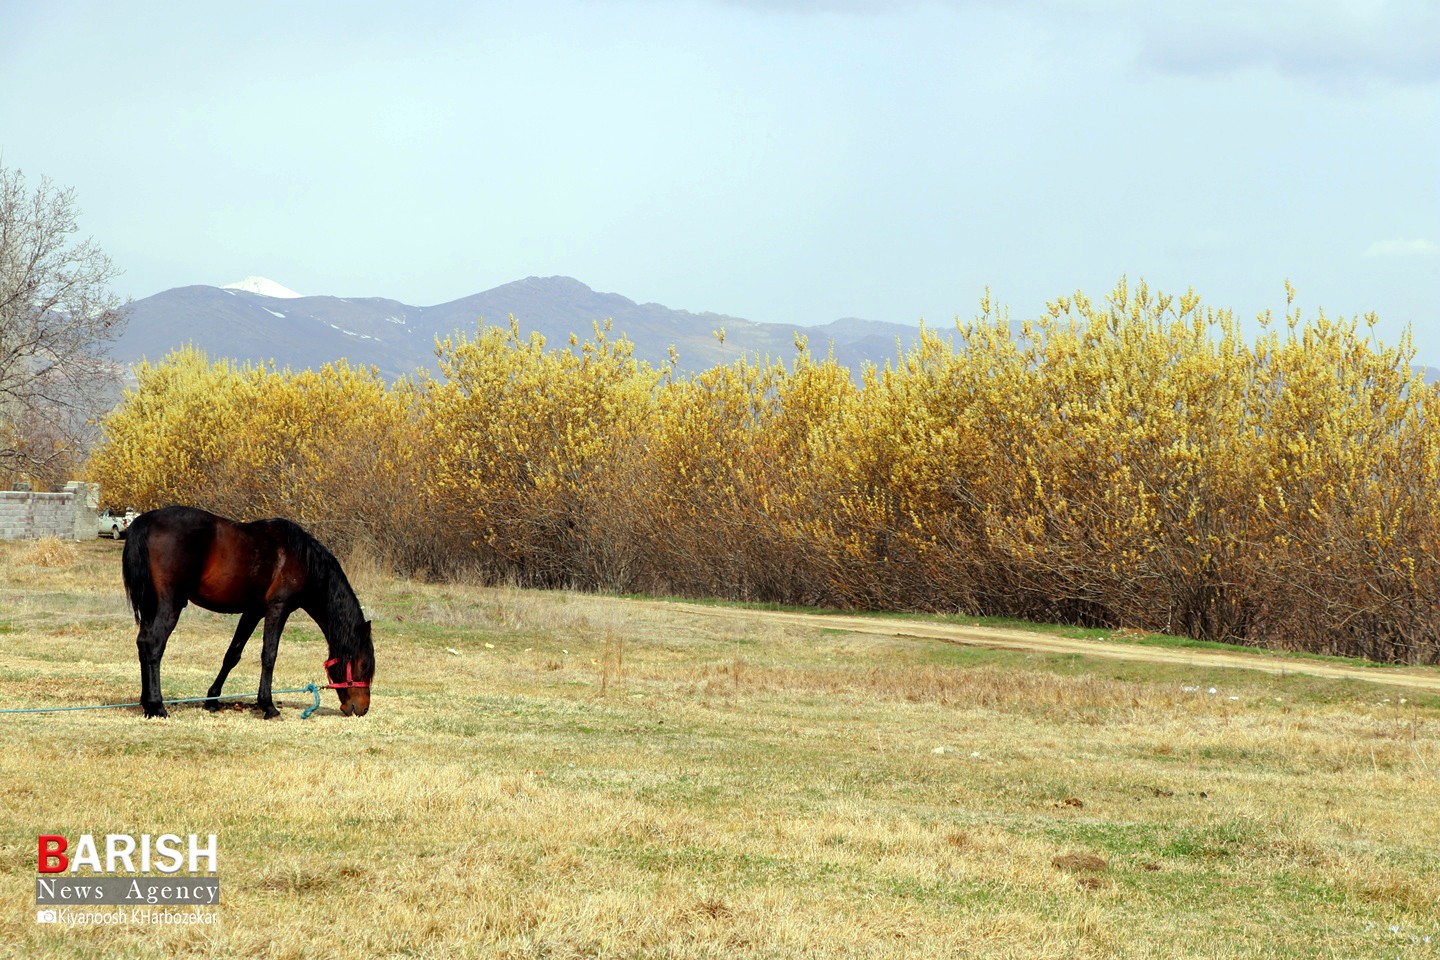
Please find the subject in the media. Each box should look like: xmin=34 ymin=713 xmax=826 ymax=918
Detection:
xmin=273 ymin=520 xmax=367 ymax=656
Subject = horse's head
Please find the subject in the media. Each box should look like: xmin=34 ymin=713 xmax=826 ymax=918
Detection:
xmin=326 ymin=620 xmax=375 ymax=717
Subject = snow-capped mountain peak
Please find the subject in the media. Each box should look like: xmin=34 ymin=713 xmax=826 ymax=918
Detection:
xmin=221 ymin=276 xmax=303 ymax=299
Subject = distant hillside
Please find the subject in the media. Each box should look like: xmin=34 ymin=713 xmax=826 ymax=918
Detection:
xmin=113 ymin=276 xmax=925 ymax=378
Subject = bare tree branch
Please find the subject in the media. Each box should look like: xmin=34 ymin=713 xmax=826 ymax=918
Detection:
xmin=0 ymin=164 xmax=126 ymax=483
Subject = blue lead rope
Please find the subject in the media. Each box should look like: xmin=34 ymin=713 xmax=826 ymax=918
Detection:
xmin=0 ymin=683 xmax=323 ymax=719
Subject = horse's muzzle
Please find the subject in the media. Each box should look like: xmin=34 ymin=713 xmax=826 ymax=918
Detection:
xmin=340 ymin=692 xmax=370 ymax=717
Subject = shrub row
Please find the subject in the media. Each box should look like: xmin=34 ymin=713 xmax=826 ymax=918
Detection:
xmin=88 ymin=282 xmax=1440 ymax=662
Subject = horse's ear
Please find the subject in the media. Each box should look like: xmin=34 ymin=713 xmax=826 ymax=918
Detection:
xmin=362 ymin=620 xmax=372 ymax=640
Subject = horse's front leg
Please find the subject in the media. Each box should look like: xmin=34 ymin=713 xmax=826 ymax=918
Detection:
xmin=205 ymin=610 xmax=262 ymax=711
xmin=256 ymin=606 xmax=291 ymax=719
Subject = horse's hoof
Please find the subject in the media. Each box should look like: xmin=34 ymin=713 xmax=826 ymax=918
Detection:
xmin=202 ymin=699 xmax=221 ymax=712
xmin=144 ymin=706 xmax=169 ymax=719
xmin=262 ymin=708 xmax=281 ymax=720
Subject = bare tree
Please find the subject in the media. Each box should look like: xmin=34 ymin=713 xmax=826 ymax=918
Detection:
xmin=0 ymin=164 xmax=125 ymax=483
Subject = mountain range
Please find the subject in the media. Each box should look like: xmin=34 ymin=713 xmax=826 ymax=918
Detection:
xmin=112 ymin=276 xmax=925 ymax=379
xmin=114 ymin=278 xmax=1439 ymax=387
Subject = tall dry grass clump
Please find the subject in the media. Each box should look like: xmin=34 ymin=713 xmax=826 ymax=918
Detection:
xmin=86 ymin=283 xmax=1440 ymax=661
xmin=15 ymin=536 xmax=78 ymax=569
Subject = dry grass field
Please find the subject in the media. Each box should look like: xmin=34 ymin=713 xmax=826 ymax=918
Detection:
xmin=2 ymin=539 xmax=1440 ymax=959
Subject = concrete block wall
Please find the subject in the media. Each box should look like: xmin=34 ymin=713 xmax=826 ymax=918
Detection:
xmin=0 ymin=482 xmax=98 ymax=541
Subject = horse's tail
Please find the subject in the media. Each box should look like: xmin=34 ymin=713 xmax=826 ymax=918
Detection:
xmin=122 ymin=513 xmax=155 ymax=625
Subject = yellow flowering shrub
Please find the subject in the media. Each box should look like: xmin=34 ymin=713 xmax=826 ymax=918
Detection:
xmin=88 ymin=348 xmax=428 ymax=563
xmin=87 ymin=347 xmax=256 ymax=510
xmin=85 ymin=283 xmax=1440 ymax=661
xmin=424 ymin=319 xmax=660 ymax=585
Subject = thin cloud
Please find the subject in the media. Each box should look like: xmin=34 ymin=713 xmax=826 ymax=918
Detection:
xmin=714 ymin=0 xmax=1440 ymax=85
xmin=717 ymin=0 xmax=915 ymax=11
xmin=1365 ymin=238 xmax=1440 ymax=259
xmin=1135 ymin=0 xmax=1440 ymax=86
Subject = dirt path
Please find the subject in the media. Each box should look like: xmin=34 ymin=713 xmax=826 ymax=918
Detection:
xmin=622 ymin=599 xmax=1440 ymax=694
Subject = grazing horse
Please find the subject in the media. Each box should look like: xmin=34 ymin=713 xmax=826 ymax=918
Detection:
xmin=121 ymin=506 xmax=375 ymax=719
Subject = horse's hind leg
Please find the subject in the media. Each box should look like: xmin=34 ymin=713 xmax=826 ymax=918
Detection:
xmin=136 ymin=601 xmax=183 ymax=718
xmin=205 ymin=611 xmax=261 ymax=711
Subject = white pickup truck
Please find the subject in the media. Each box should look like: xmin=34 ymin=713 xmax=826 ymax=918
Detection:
xmin=98 ymin=508 xmax=137 ymax=540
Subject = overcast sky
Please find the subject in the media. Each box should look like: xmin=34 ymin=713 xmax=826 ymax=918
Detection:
xmin=2 ymin=0 xmax=1436 ymax=358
